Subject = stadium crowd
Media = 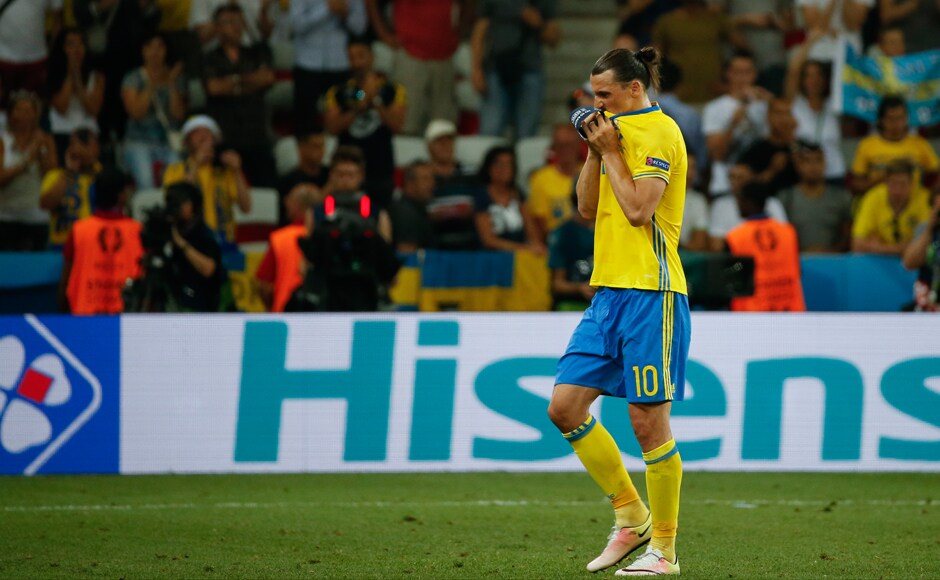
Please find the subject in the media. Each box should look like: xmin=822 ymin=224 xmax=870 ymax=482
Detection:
xmin=1 ymin=0 xmax=939 ymax=313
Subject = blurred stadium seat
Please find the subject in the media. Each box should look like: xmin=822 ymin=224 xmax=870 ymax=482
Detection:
xmin=392 ymin=135 xmax=427 ymax=167
xmin=274 ymin=134 xmax=337 ymax=176
xmin=515 ymin=135 xmax=551 ymax=190
xmin=456 ymin=135 xmax=507 ymax=173
xmin=235 ymin=188 xmax=279 ymax=243
xmin=130 ymin=188 xmax=164 ymax=221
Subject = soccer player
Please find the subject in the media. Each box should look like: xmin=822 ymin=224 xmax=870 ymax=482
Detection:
xmin=547 ymin=47 xmax=690 ymax=576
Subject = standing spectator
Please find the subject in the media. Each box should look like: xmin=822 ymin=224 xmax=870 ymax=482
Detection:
xmin=256 ymin=186 xmax=316 ymax=312
xmin=40 ymin=128 xmax=101 ymax=248
xmin=784 ymin=28 xmax=846 ymax=182
xmin=778 ymin=142 xmax=853 ymax=252
xmin=852 ymin=159 xmax=932 ymax=255
xmin=548 ymin=192 xmax=595 ymax=311
xmin=323 ymin=37 xmax=405 ymax=209
xmin=47 ymin=28 xmax=105 ymax=161
xmin=796 ymin=0 xmax=875 ymax=62
xmin=424 ymin=118 xmax=466 ymax=184
xmin=726 ymin=181 xmax=806 ymax=311
xmin=740 ymin=97 xmax=800 ymax=195
xmin=877 ymin=0 xmax=940 ymax=54
xmin=203 ymin=4 xmax=276 ymax=187
xmin=657 ymin=59 xmax=708 ymax=183
xmin=850 ymin=95 xmax=940 ymax=195
xmin=0 ymin=0 xmax=62 ymax=97
xmin=652 ymin=0 xmax=749 ymax=104
xmin=121 ymin=32 xmax=187 ymax=189
xmin=473 ymin=146 xmax=544 ymax=254
xmin=291 ymin=0 xmax=368 ymax=133
xmin=703 ymin=51 xmax=772 ymax=197
xmin=723 ymin=0 xmax=795 ymax=82
xmin=60 ymin=167 xmax=142 ymax=315
xmin=680 ymin=152 xmax=710 ymax=251
xmin=528 ymin=124 xmax=583 ymax=241
xmin=902 ymin=189 xmax=940 ymax=311
xmin=708 ymin=162 xmax=789 ymax=250
xmin=162 ymin=115 xmax=252 ymax=245
xmin=366 ymin=0 xmax=469 ymax=135
xmin=388 ymin=160 xmax=435 ymax=252
xmin=616 ymin=0 xmax=680 ymax=47
xmin=0 ymin=91 xmax=58 ymax=251
xmin=191 ymin=0 xmax=267 ymax=46
xmin=276 ymin=130 xmax=330 ymax=226
xmin=867 ymin=24 xmax=907 ymax=57
xmin=471 ymin=0 xmax=561 ymax=139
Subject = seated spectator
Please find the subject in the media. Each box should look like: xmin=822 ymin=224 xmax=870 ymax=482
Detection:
xmin=852 ymin=159 xmax=932 ymax=255
xmin=256 ymin=186 xmax=317 ymax=312
xmin=162 ymin=115 xmax=252 ymax=246
xmin=709 ymin=162 xmax=788 ymax=250
xmin=60 ymin=168 xmax=142 ymax=315
xmin=784 ymin=29 xmax=846 ymax=183
xmin=703 ymin=50 xmax=772 ymax=197
xmin=902 ymin=189 xmax=940 ymax=311
xmin=47 ymin=28 xmax=104 ymax=162
xmin=388 ymin=160 xmax=435 ymax=252
xmin=877 ymin=0 xmax=940 ymax=54
xmin=425 ymin=119 xmax=466 ymax=184
xmin=0 ymin=0 xmax=61 ymax=96
xmin=797 ymin=0 xmax=873 ymax=63
xmin=121 ymin=31 xmax=187 ymax=189
xmin=657 ymin=59 xmax=708 ymax=185
xmin=473 ymin=146 xmax=545 ymax=254
xmin=313 ymin=145 xmax=392 ymax=242
xmin=726 ymin=181 xmax=805 ymax=312
xmin=680 ymin=152 xmax=710 ymax=251
xmin=851 ymin=95 xmax=939 ymax=195
xmin=40 ymin=128 xmax=101 ymax=248
xmin=528 ymin=123 xmax=583 ymax=241
xmin=203 ymin=4 xmax=276 ymax=188
xmin=867 ymin=24 xmax=906 ymax=58
xmin=164 ymin=181 xmax=226 ymax=312
xmin=778 ymin=142 xmax=853 ymax=253
xmin=324 ymin=37 xmax=405 ymax=210
xmin=276 ymin=130 xmax=330 ymax=226
xmin=548 ymin=192 xmax=595 ymax=311
xmin=740 ymin=97 xmax=800 ymax=195
xmin=0 ymin=91 xmax=58 ymax=251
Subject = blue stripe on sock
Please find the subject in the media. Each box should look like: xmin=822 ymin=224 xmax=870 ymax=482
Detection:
xmin=563 ymin=415 xmax=597 ymax=442
xmin=644 ymin=445 xmax=679 ymax=465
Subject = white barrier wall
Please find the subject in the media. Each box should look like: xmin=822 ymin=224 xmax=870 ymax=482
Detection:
xmin=119 ymin=313 xmax=940 ymax=474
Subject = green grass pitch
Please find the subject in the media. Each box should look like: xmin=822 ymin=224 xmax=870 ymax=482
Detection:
xmin=0 ymin=472 xmax=937 ymax=578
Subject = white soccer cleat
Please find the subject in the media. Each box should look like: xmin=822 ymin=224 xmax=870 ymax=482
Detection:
xmin=615 ymin=545 xmax=680 ymax=576
xmin=586 ymin=514 xmax=653 ymax=572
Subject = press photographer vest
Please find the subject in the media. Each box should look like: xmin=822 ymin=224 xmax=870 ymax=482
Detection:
xmin=270 ymin=224 xmax=307 ymax=313
xmin=67 ymin=215 xmax=143 ymax=315
xmin=726 ymin=217 xmax=805 ymax=312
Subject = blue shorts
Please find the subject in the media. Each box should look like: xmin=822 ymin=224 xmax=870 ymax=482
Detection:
xmin=555 ymin=287 xmax=691 ymax=402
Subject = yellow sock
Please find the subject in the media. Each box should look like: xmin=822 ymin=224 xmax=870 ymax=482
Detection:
xmin=564 ymin=415 xmax=648 ymax=528
xmin=643 ymin=438 xmax=682 ymax=563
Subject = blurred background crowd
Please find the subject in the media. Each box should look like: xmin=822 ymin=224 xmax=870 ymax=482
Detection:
xmin=1 ymin=0 xmax=939 ymax=314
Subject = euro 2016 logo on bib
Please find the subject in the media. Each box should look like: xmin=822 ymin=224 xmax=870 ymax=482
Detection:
xmin=0 ymin=316 xmax=117 ymax=475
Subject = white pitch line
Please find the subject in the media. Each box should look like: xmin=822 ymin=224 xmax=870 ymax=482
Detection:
xmin=1 ymin=498 xmax=934 ymax=513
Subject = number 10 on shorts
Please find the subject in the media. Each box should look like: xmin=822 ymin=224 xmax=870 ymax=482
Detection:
xmin=633 ymin=365 xmax=659 ymax=397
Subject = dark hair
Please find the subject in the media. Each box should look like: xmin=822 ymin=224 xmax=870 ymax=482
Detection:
xmin=724 ymin=49 xmax=756 ymax=71
xmin=165 ymin=181 xmax=204 ymax=215
xmin=739 ymin=181 xmax=772 ymax=213
xmin=331 ymin=145 xmax=366 ymax=169
xmin=477 ymin=145 xmax=517 ymax=185
xmin=659 ymin=59 xmax=682 ymax=93
xmin=71 ymin=127 xmax=98 ymax=144
xmin=885 ymin=158 xmax=915 ymax=177
xmin=213 ymin=3 xmax=244 ymax=20
xmin=798 ymin=59 xmax=831 ymax=99
xmin=295 ymin=129 xmax=326 ymax=142
xmin=47 ymin=28 xmax=93 ymax=99
xmin=404 ymin=160 xmax=432 ymax=183
xmin=347 ymin=35 xmax=372 ymax=49
xmin=591 ymin=46 xmax=661 ymax=92
xmin=94 ymin=167 xmax=131 ymax=210
xmin=877 ymin=94 xmax=907 ymax=121
xmin=795 ymin=140 xmax=823 ymax=155
xmin=879 ymin=24 xmax=904 ymax=38
xmin=139 ymin=31 xmax=177 ymax=66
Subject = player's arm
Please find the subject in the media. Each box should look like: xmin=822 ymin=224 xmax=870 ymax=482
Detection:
xmin=602 ymin=149 xmax=666 ymax=226
xmin=575 ymin=148 xmax=601 ymax=219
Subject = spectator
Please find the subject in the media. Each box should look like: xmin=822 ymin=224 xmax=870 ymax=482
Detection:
xmin=796 ymin=0 xmax=874 ymax=62
xmin=784 ymin=28 xmax=846 ymax=182
xmin=653 ymin=0 xmax=749 ymax=104
xmin=47 ymin=28 xmax=105 ymax=161
xmin=548 ymin=192 xmax=595 ymax=311
xmin=473 ymin=146 xmax=544 ymax=254
xmin=723 ymin=0 xmax=795 ymax=83
xmin=291 ymin=0 xmax=368 ymax=133
xmin=657 ymin=59 xmax=708 ymax=184
xmin=203 ymin=4 xmax=276 ymax=188
xmin=388 ymin=160 xmax=435 ymax=252
xmin=850 ymin=95 xmax=940 ymax=195
xmin=778 ymin=142 xmax=853 ymax=252
xmin=877 ymin=0 xmax=940 ymax=54
xmin=314 ymin=145 xmax=392 ymax=241
xmin=366 ymin=0 xmax=469 ymax=135
xmin=528 ymin=123 xmax=583 ymax=241
xmin=277 ymin=130 xmax=330 ymax=226
xmin=471 ymin=0 xmax=561 ymax=139
xmin=680 ymin=152 xmax=710 ymax=251
xmin=0 ymin=0 xmax=62 ymax=97
xmin=740 ymin=97 xmax=800 ymax=194
xmin=324 ymin=37 xmax=405 ymax=209
xmin=162 ymin=115 xmax=252 ymax=245
xmin=164 ymin=181 xmax=226 ymax=312
xmin=726 ymin=181 xmax=806 ymax=311
xmin=424 ymin=119 xmax=466 ymax=184
xmin=422 ymin=119 xmax=479 ymax=249
xmin=40 ymin=127 xmax=101 ymax=248
xmin=708 ymin=162 xmax=789 ymax=250
xmin=0 ymin=91 xmax=58 ymax=251
xmin=902 ymin=189 xmax=940 ymax=311
xmin=191 ymin=0 xmax=267 ymax=46
xmin=121 ymin=31 xmax=187 ymax=189
xmin=616 ymin=0 xmax=679 ymax=47
xmin=703 ymin=50 xmax=772 ymax=197
xmin=256 ymin=185 xmax=317 ymax=312
xmin=852 ymin=159 xmax=932 ymax=255
xmin=60 ymin=167 xmax=142 ymax=315
xmin=867 ymin=24 xmax=906 ymax=57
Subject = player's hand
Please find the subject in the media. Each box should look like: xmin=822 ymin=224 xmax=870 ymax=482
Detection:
xmin=583 ymin=110 xmax=620 ymax=157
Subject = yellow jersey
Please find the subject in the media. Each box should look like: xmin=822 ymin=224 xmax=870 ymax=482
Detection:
xmin=41 ymin=167 xmax=100 ymax=247
xmin=528 ymin=164 xmax=576 ymax=233
xmin=851 ymin=182 xmax=931 ymax=245
xmin=590 ymin=103 xmax=688 ymax=294
xmin=163 ymin=162 xmax=240 ymax=243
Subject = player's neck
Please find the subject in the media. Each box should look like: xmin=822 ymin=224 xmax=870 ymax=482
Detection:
xmin=622 ymin=95 xmax=653 ymax=114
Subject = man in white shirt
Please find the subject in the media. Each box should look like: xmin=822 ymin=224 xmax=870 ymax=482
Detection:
xmin=0 ymin=0 xmax=62 ymax=96
xmin=708 ymin=162 xmax=789 ymax=250
xmin=796 ymin=0 xmax=875 ymax=61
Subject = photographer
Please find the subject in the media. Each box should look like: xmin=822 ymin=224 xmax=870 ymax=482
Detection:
xmin=902 ymin=190 xmax=940 ymax=312
xmin=323 ymin=37 xmax=405 ymax=210
xmin=164 ymin=182 xmax=225 ymax=312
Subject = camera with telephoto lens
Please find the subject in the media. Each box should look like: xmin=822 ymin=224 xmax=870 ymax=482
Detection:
xmin=335 ymin=82 xmax=397 ymax=112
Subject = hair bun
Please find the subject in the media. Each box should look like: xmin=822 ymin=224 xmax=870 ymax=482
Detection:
xmin=634 ymin=46 xmax=660 ymax=66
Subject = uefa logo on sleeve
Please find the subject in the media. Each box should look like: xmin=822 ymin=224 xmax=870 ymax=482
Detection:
xmin=0 ymin=315 xmax=103 ymax=475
